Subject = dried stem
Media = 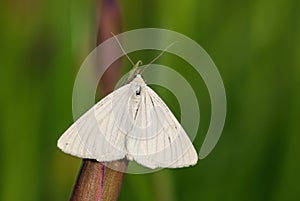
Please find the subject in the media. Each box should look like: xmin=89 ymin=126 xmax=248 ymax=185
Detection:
xmin=70 ymin=160 xmax=128 ymax=201
xmin=70 ymin=0 xmax=126 ymax=200
xmin=70 ymin=160 xmax=104 ymax=201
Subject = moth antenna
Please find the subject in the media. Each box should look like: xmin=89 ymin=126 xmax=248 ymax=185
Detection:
xmin=127 ymin=60 xmax=143 ymax=83
xmin=111 ymin=32 xmax=135 ymax=66
xmin=140 ymin=41 xmax=177 ymax=74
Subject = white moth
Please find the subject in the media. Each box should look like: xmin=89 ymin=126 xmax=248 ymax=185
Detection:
xmin=58 ymin=35 xmax=198 ymax=169
xmin=57 ymin=66 xmax=198 ymax=169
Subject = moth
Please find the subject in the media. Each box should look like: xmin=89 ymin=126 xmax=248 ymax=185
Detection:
xmin=57 ymin=37 xmax=198 ymax=169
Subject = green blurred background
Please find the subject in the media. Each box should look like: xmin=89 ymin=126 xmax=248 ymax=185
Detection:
xmin=1 ymin=0 xmax=300 ymax=201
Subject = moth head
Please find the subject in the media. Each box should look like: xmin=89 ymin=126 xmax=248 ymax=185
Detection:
xmin=132 ymin=74 xmax=145 ymax=95
xmin=133 ymin=74 xmax=145 ymax=85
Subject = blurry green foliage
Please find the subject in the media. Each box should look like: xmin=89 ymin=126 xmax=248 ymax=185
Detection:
xmin=0 ymin=0 xmax=299 ymax=201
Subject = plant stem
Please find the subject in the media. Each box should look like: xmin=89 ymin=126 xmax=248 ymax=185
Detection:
xmin=70 ymin=159 xmax=128 ymax=201
xmin=70 ymin=0 xmax=125 ymax=200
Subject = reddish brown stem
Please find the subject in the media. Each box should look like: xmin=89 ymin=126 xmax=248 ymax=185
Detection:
xmin=70 ymin=0 xmax=126 ymax=201
xmin=70 ymin=160 xmax=104 ymax=201
xmin=97 ymin=0 xmax=122 ymax=95
xmin=70 ymin=160 xmax=128 ymax=201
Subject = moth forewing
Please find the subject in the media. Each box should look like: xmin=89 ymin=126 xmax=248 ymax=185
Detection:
xmin=57 ymin=73 xmax=198 ymax=169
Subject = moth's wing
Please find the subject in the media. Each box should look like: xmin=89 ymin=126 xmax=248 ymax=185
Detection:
xmin=57 ymin=84 xmax=132 ymax=162
xmin=127 ymin=86 xmax=198 ymax=169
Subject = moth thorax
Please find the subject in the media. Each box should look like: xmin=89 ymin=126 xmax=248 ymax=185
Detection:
xmin=135 ymin=85 xmax=141 ymax=95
